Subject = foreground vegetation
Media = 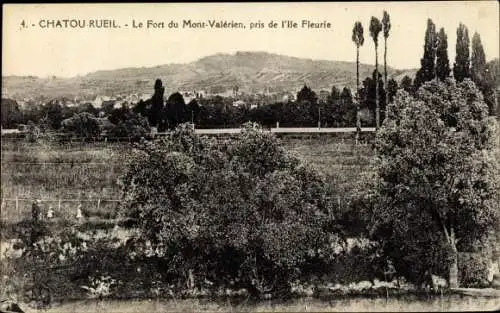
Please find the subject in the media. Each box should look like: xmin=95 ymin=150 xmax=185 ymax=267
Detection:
xmin=1 ymin=82 xmax=498 ymax=311
xmin=1 ymin=128 xmax=383 ymax=307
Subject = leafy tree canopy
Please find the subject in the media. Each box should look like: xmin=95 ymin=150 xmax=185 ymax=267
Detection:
xmin=119 ymin=122 xmax=337 ymax=297
xmin=369 ymin=78 xmax=499 ymax=286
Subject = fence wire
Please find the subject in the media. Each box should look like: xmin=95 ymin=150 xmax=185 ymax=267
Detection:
xmin=0 ymin=197 xmax=122 ymax=223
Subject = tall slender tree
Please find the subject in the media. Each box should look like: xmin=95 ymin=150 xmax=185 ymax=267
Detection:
xmin=352 ymin=21 xmax=365 ymax=126
xmin=453 ymin=23 xmax=471 ymax=82
xmin=330 ymin=85 xmax=341 ymax=101
xmin=369 ymin=16 xmax=383 ymax=130
xmin=414 ymin=19 xmax=437 ymax=89
xmin=436 ymin=28 xmax=451 ymax=81
xmin=382 ymin=11 xmax=391 ymax=109
xmin=471 ymin=32 xmax=486 ymax=85
xmin=471 ymin=32 xmax=496 ymax=116
xmin=150 ymin=78 xmax=165 ymax=129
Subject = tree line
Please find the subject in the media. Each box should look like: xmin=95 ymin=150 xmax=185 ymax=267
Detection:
xmin=1 ymin=81 xmax=387 ymax=139
xmin=351 ymin=13 xmax=499 ymax=131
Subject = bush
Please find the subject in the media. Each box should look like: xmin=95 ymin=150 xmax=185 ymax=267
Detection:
xmin=4 ymin=221 xmax=133 ymax=306
xmin=108 ymin=108 xmax=150 ymax=140
xmin=328 ymin=244 xmax=385 ymax=285
xmin=119 ymin=122 xmax=337 ymax=298
xmin=61 ymin=112 xmax=100 ymax=138
xmin=25 ymin=121 xmax=41 ymax=142
xmin=458 ymin=252 xmax=490 ymax=287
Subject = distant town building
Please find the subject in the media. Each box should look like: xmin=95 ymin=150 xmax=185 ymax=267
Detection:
xmin=180 ymin=91 xmax=197 ymax=104
xmin=129 ymin=94 xmax=139 ymax=104
xmin=282 ymin=93 xmax=296 ymax=102
xmin=232 ymin=100 xmax=246 ymax=107
xmin=319 ymin=90 xmax=330 ymax=103
xmin=93 ymin=96 xmax=103 ymax=108
xmin=197 ymin=90 xmax=207 ymax=99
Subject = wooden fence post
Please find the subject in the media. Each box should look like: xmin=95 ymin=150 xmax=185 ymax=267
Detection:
xmin=97 ymin=198 xmax=101 ymax=212
xmin=0 ymin=199 xmax=5 ymax=222
xmin=58 ymin=199 xmax=61 ymax=212
xmin=15 ymin=195 xmax=19 ymax=220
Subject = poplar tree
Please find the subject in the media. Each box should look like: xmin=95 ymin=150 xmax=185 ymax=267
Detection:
xmin=352 ymin=22 xmax=365 ymax=98
xmin=352 ymin=21 xmax=365 ymax=126
xmin=414 ymin=19 xmax=437 ymax=89
xmin=453 ymin=23 xmax=471 ymax=82
xmin=369 ymin=16 xmax=383 ymax=130
xmin=436 ymin=28 xmax=451 ymax=81
xmin=382 ymin=11 xmax=391 ymax=109
xmin=471 ymin=32 xmax=486 ymax=85
xmin=471 ymin=32 xmax=497 ymax=116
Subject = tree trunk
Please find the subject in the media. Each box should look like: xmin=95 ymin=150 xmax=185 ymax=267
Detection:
xmin=449 ymin=250 xmax=458 ymax=288
xmin=494 ymin=89 xmax=499 ymax=122
xmin=448 ymin=228 xmax=459 ymax=288
xmin=383 ymin=38 xmax=388 ymax=126
xmin=356 ymin=47 xmax=360 ymax=127
xmin=384 ymin=37 xmax=388 ymax=108
xmin=375 ymin=45 xmax=380 ymax=130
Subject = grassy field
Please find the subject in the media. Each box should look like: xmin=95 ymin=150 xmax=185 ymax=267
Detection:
xmin=0 ymin=135 xmax=375 ymax=223
xmin=1 ymin=141 xmax=131 ymax=222
xmin=283 ymin=136 xmax=375 ymax=196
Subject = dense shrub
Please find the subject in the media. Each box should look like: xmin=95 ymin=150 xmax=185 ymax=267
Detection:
xmin=328 ymin=244 xmax=386 ymax=285
xmin=119 ymin=122 xmax=338 ymax=298
xmin=3 ymin=220 xmax=149 ymax=306
xmin=24 ymin=121 xmax=41 ymax=142
xmin=61 ymin=112 xmax=101 ymax=138
xmin=458 ymin=252 xmax=491 ymax=288
xmin=108 ymin=108 xmax=150 ymax=140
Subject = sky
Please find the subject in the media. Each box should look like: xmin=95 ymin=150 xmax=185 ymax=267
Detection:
xmin=2 ymin=1 xmax=499 ymax=78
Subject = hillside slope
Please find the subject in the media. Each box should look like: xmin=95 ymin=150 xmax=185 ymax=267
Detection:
xmin=2 ymin=51 xmax=416 ymax=99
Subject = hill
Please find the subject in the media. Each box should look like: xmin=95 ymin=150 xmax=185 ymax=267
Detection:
xmin=2 ymin=51 xmax=416 ymax=99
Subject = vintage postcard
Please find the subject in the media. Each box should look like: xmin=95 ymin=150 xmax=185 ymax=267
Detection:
xmin=1 ymin=1 xmax=499 ymax=312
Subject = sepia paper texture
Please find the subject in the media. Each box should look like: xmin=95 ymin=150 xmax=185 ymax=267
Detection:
xmin=1 ymin=1 xmax=499 ymax=312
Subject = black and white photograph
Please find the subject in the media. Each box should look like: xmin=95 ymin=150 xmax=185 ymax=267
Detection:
xmin=1 ymin=2 xmax=499 ymax=312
